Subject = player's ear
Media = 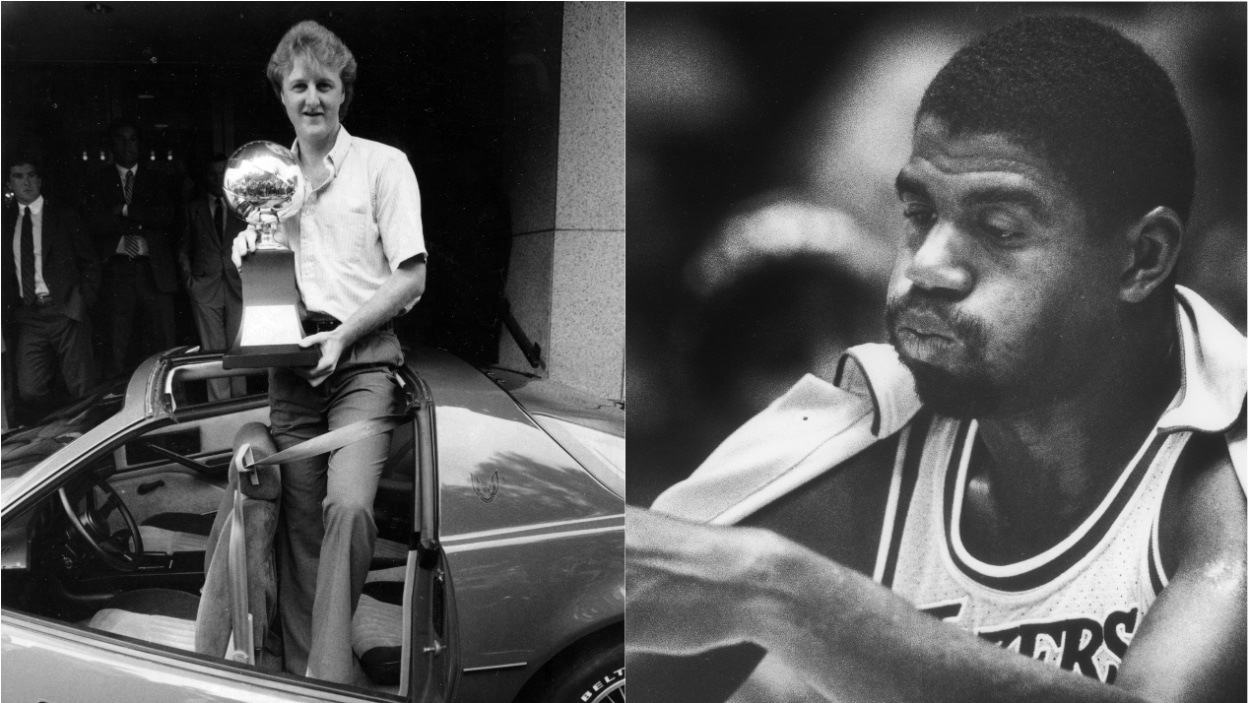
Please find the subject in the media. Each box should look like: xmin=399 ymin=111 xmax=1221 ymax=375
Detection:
xmin=1118 ymin=206 xmax=1182 ymax=304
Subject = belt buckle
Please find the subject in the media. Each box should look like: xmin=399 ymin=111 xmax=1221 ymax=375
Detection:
xmin=35 ymin=294 xmax=53 ymax=307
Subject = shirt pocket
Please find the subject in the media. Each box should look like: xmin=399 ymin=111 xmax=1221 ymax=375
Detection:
xmin=339 ymin=196 xmax=372 ymax=263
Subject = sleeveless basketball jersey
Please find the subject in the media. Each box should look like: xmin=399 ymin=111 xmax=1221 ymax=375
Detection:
xmin=874 ymin=409 xmax=1189 ymax=685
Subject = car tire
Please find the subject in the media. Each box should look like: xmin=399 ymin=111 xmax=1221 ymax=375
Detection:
xmin=516 ymin=640 xmax=624 ymax=703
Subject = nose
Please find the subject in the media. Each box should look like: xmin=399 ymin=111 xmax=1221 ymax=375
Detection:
xmin=902 ymin=219 xmax=974 ymax=298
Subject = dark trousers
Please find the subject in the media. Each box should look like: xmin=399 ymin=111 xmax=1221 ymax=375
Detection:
xmin=188 ymin=282 xmax=246 ymax=400
xmin=269 ymin=331 xmax=405 ymax=683
xmin=102 ymin=256 xmax=175 ymax=377
xmin=14 ymin=301 xmax=95 ymax=417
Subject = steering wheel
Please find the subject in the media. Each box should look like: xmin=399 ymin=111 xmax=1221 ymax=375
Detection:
xmin=58 ymin=473 xmax=144 ymax=572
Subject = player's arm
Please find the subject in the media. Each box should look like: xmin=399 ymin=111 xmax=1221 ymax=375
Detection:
xmin=627 ymin=505 xmax=1206 ymax=703
xmin=1113 ymin=435 xmax=1247 ymax=702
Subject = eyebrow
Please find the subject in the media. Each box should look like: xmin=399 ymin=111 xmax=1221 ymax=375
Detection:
xmin=962 ymin=187 xmax=1051 ymax=225
xmin=895 ymin=170 xmax=1051 ymax=225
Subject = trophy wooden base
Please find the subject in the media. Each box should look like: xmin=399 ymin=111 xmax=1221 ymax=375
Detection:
xmin=223 ymin=248 xmax=320 ymax=369
xmin=222 ymin=343 xmax=319 ymax=370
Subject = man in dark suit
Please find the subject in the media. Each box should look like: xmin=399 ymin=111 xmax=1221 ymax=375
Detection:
xmin=179 ymin=153 xmax=246 ymax=399
xmin=3 ymin=156 xmax=100 ymax=421
xmin=84 ymin=118 xmax=180 ymax=377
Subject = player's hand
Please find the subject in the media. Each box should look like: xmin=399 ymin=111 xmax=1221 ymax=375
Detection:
xmin=230 ymin=226 xmax=259 ymax=271
xmin=293 ymin=330 xmax=346 ymax=388
xmin=626 ymin=506 xmax=791 ymax=656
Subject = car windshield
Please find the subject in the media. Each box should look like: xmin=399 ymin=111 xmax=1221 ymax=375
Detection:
xmin=1 ymin=380 xmax=129 ymax=481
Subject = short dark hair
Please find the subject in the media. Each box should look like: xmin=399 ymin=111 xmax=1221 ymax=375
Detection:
xmin=4 ymin=154 xmax=40 ymax=177
xmin=917 ymin=16 xmax=1195 ymax=233
xmin=267 ymin=20 xmax=357 ymax=118
xmin=107 ymin=117 xmax=140 ymax=138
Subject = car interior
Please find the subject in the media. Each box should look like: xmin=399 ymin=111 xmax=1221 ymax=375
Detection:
xmin=1 ymin=358 xmax=427 ymax=698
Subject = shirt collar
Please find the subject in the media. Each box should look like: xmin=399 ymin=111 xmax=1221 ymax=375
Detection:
xmin=835 ymin=343 xmax=920 ymax=437
xmin=115 ymin=163 xmax=137 ymax=179
xmin=838 ymin=285 xmax=1246 ymax=438
xmin=292 ymin=126 xmax=352 ymax=191
xmin=1158 ymin=285 xmax=1247 ymax=434
xmin=20 ymin=196 xmax=45 ymax=215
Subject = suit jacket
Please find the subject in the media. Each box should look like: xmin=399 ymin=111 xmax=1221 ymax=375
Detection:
xmin=2 ymin=199 xmax=102 ymax=325
xmin=178 ymin=192 xmax=244 ymax=303
xmin=83 ymin=163 xmax=180 ymax=293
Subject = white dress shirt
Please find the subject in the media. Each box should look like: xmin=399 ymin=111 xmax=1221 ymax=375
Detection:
xmin=12 ymin=196 xmax=50 ymax=297
xmin=277 ymin=127 xmax=426 ymax=323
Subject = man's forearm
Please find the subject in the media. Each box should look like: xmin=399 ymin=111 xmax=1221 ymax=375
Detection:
xmin=627 ymin=507 xmax=1157 ymax=703
xmin=759 ymin=536 xmax=1151 ymax=703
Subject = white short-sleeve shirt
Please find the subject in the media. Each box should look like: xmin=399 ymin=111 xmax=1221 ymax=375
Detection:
xmin=277 ymin=127 xmax=426 ymax=323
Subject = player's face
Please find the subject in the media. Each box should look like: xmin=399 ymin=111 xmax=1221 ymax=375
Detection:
xmin=7 ymin=164 xmax=41 ymax=205
xmin=885 ymin=116 xmax=1123 ymax=417
xmin=281 ymin=56 xmax=345 ymax=145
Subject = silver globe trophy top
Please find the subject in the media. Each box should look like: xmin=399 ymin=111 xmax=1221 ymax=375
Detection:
xmin=223 ymin=141 xmax=305 ymax=250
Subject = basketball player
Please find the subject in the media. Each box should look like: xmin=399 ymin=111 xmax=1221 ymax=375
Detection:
xmin=628 ymin=16 xmax=1245 ymax=703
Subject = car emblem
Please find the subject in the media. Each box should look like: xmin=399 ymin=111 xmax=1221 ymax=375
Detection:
xmin=472 ymin=470 xmax=501 ymax=503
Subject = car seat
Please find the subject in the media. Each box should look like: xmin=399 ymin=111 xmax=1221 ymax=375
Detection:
xmin=85 ymin=419 xmax=415 ymax=689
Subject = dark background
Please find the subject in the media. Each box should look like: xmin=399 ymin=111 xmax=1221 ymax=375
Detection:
xmin=627 ymin=3 xmax=1248 ymax=505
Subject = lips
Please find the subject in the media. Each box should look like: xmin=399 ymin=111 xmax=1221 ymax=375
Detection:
xmin=887 ymin=305 xmax=969 ymax=365
xmin=893 ymin=310 xmax=956 ymax=341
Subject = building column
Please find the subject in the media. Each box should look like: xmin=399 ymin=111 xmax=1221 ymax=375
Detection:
xmin=500 ymin=2 xmax=625 ymax=400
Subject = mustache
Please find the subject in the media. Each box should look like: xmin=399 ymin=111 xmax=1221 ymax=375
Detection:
xmin=885 ymin=292 xmax=988 ymax=349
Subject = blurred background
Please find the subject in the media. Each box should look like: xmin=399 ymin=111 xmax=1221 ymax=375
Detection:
xmin=627 ymin=2 xmax=1247 ymax=505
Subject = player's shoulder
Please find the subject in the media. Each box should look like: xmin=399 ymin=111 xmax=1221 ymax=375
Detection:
xmin=348 ymin=134 xmax=411 ymax=167
xmin=1159 ymin=429 xmax=1247 ymax=579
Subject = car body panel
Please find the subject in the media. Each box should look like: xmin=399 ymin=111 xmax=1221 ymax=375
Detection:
xmin=444 ymin=523 xmax=623 ymax=703
xmin=409 ymin=349 xmax=624 ymax=703
xmin=1 ymin=612 xmax=380 ymax=703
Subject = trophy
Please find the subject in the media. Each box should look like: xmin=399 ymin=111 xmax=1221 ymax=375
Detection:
xmin=221 ymin=141 xmax=319 ymax=369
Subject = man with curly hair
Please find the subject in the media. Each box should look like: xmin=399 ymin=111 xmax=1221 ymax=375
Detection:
xmin=233 ymin=20 xmax=427 ymax=684
xmin=629 ymin=16 xmax=1245 ymax=702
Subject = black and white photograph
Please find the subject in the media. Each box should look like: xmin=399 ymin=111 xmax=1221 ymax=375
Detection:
xmin=627 ymin=3 xmax=1245 ymax=702
xmin=1 ymin=3 xmax=623 ymax=703
xmin=2 ymin=2 xmax=1247 ymax=703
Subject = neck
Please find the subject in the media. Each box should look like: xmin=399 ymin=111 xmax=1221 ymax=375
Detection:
xmin=298 ymin=126 xmax=339 ymax=167
xmin=973 ymin=299 xmax=1179 ymax=545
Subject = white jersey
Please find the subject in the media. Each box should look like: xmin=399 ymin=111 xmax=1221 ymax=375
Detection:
xmin=876 ymin=410 xmax=1189 ymax=684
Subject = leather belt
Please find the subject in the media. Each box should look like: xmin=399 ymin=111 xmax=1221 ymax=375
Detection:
xmin=304 ymin=314 xmax=394 ymax=334
xmin=26 ymin=293 xmax=56 ymax=308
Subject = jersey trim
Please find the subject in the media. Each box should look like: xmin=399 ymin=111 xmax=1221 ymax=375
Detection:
xmin=942 ymin=421 xmax=1168 ymax=593
xmin=1147 ymin=514 xmax=1167 ymax=596
xmin=875 ymin=412 xmax=931 ymax=587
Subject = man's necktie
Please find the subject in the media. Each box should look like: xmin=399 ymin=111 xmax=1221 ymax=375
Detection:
xmin=20 ymin=205 xmax=35 ymax=305
xmin=215 ymin=197 xmax=226 ymax=244
xmin=123 ymin=170 xmax=140 ymax=259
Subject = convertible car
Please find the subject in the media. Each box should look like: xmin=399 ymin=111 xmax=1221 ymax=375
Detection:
xmin=1 ymin=346 xmax=624 ymax=703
